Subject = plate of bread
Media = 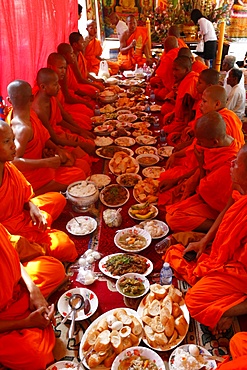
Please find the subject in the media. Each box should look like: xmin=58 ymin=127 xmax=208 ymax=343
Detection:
xmin=133 ymin=178 xmax=159 ymax=204
xmin=109 ymin=152 xmax=139 ymax=176
xmin=137 ymin=283 xmax=189 ymax=351
xmin=79 ymin=308 xmax=143 ymax=369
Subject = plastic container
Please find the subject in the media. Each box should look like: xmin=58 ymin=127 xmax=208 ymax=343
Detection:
xmin=150 ymin=90 xmax=155 ymax=105
xmin=94 ymin=105 xmax=101 ymax=116
xmin=160 ymin=262 xmax=173 ymax=285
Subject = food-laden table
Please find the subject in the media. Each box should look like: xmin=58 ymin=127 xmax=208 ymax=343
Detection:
xmin=50 ymin=78 xmax=234 ymax=369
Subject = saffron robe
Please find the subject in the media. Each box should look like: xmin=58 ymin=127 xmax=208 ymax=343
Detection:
xmin=0 ymin=223 xmax=65 ymax=370
xmin=165 ymin=140 xmax=239 ymax=231
xmin=0 ymin=162 xmax=77 ymax=262
xmin=192 ymin=60 xmax=208 ymax=74
xmin=164 ymin=191 xmax=247 ymax=330
xmin=84 ymin=38 xmax=119 ymax=75
xmin=162 ymin=71 xmax=199 ymax=135
xmin=217 ymin=333 xmax=247 ymax=369
xmin=118 ymin=27 xmax=149 ymax=70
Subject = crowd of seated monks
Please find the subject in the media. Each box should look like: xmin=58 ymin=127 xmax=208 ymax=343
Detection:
xmin=1 ymin=19 xmax=247 ymax=369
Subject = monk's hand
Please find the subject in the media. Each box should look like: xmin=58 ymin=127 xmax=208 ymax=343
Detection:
xmin=79 ymin=128 xmax=95 ymax=140
xmin=45 ymin=156 xmax=61 ymax=169
xmin=29 ymin=285 xmax=48 ymax=311
xmin=25 ymin=306 xmax=53 ymax=329
xmin=56 ymin=147 xmax=69 ymax=164
xmin=166 ymin=153 xmax=176 ymax=169
xmin=131 ymin=39 xmax=136 ymax=49
xmin=194 ymin=146 xmax=204 ymax=167
xmin=29 ymin=202 xmax=47 ymax=231
xmin=159 ymin=178 xmax=177 ymax=193
xmin=183 ymin=240 xmax=206 ymax=260
xmin=164 ymin=112 xmax=175 ymax=125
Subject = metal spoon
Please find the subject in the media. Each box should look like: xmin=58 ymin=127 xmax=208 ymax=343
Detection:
xmin=69 ymin=212 xmax=82 ymax=227
xmin=68 ymin=293 xmax=84 ymax=339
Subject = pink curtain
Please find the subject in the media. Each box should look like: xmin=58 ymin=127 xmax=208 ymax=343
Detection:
xmin=0 ymin=0 xmax=78 ymax=99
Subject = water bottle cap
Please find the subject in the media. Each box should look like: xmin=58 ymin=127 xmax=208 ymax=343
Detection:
xmin=163 ymin=262 xmax=170 ymax=268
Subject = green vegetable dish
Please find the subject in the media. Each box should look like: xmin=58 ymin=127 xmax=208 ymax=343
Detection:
xmin=118 ymin=277 xmax=145 ymax=297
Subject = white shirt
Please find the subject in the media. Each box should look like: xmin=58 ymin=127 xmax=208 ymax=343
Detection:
xmin=198 ymin=18 xmax=217 ymax=42
xmin=116 ymin=20 xmax=128 ymax=38
xmin=226 ymin=84 xmax=246 ymax=119
xmin=224 ymin=66 xmax=245 ymax=96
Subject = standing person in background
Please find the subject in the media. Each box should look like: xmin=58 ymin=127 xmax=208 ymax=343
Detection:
xmin=191 ymin=9 xmax=217 ymax=67
xmin=109 ymin=12 xmax=128 ymax=39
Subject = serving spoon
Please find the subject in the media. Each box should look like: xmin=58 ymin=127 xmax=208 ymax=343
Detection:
xmin=68 ymin=294 xmax=84 ymax=339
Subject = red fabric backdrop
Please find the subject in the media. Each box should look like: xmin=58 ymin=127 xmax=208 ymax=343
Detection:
xmin=0 ymin=0 xmax=78 ymax=98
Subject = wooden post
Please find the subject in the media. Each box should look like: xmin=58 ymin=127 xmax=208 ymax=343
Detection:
xmin=146 ymin=17 xmax=151 ymax=52
xmin=215 ymin=20 xmax=226 ymax=72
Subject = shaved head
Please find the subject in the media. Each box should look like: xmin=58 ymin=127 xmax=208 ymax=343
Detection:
xmin=199 ymin=69 xmax=220 ymax=85
xmin=7 ymin=80 xmax=32 ymax=107
xmin=204 ymin=85 xmax=227 ymax=106
xmin=168 ymin=25 xmax=180 ymax=38
xmin=0 ymin=121 xmax=10 ymax=132
xmin=69 ymin=32 xmax=83 ymax=45
xmin=164 ymin=36 xmax=178 ymax=52
xmin=57 ymin=43 xmax=73 ymax=55
xmin=178 ymin=47 xmax=192 ymax=59
xmin=195 ymin=111 xmax=226 ymax=141
xmin=174 ymin=56 xmax=192 ymax=71
xmin=47 ymin=52 xmax=66 ymax=66
xmin=36 ymin=68 xmax=57 ymax=86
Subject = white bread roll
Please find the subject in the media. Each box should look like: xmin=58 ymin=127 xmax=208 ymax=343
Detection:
xmin=110 ymin=330 xmax=123 ymax=354
xmin=160 ymin=306 xmax=170 ymax=326
xmin=154 ymin=332 xmax=168 ymax=346
xmin=94 ymin=330 xmax=111 ymax=353
xmin=175 ymin=315 xmax=188 ymax=336
xmin=169 ymin=285 xmax=183 ymax=304
xmin=172 ymin=302 xmax=183 ymax=318
xmin=114 ymin=309 xmax=132 ymax=325
xmin=168 ymin=328 xmax=178 ymax=344
xmin=144 ymin=325 xmax=156 ymax=347
xmin=150 ymin=316 xmax=165 ymax=333
xmin=130 ymin=315 xmax=143 ymax=336
xmin=161 ymin=295 xmax=173 ymax=314
xmin=150 ymin=283 xmax=167 ymax=299
xmin=96 ymin=317 xmax=108 ymax=332
xmin=164 ymin=315 xmax=175 ymax=338
xmin=148 ymin=299 xmax=161 ymax=316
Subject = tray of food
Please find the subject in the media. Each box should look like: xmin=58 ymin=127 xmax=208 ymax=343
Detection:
xmin=86 ymin=174 xmax=111 ymax=189
xmin=100 ymin=184 xmax=129 ymax=207
xmin=137 ymin=283 xmax=189 ymax=351
xmin=136 ymin=154 xmax=160 ymax=167
xmin=132 ymin=121 xmax=150 ymax=129
xmin=116 ymin=273 xmax=150 ymax=299
xmin=114 ymin=227 xmax=151 ymax=253
xmin=109 ymin=152 xmax=139 ymax=175
xmin=94 ymin=136 xmax=114 ymax=147
xmin=169 ymin=344 xmax=217 ymax=370
xmin=99 ymin=104 xmax=116 ymax=114
xmin=79 ymin=308 xmax=143 ymax=369
xmin=128 ymin=202 xmax=158 ymax=221
xmin=114 ymin=137 xmax=136 ymax=147
xmin=132 ymin=128 xmax=153 ymax=137
xmin=98 ymin=253 xmax=153 ymax=279
xmin=116 ymin=173 xmax=142 ymax=187
xmin=135 ymin=146 xmax=158 ymax=156
xmin=142 ymin=166 xmax=165 ymax=179
xmin=137 ymin=219 xmax=169 ymax=239
xmin=66 ymin=216 xmax=97 ymax=236
xmin=96 ymin=146 xmax=134 ymax=159
xmin=133 ymin=178 xmax=159 ymax=204
xmin=136 ymin=135 xmax=157 ymax=145
xmin=94 ymin=124 xmax=114 ymax=136
xmin=117 ymin=113 xmax=137 ymax=123
xmin=157 ymin=146 xmax=174 ymax=157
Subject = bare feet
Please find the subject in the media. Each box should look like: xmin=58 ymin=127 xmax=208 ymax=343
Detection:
xmin=212 ymin=316 xmax=233 ymax=335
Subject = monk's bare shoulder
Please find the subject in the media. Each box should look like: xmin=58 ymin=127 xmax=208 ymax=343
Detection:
xmin=11 ymin=118 xmax=33 ymax=141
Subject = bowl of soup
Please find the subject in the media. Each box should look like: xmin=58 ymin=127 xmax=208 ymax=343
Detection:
xmin=114 ymin=227 xmax=151 ymax=252
xmin=136 ymin=154 xmax=160 ymax=167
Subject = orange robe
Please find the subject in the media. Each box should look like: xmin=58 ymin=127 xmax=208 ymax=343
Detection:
xmin=118 ymin=27 xmax=149 ymax=70
xmin=0 ymin=223 xmax=65 ymax=369
xmin=162 ymin=71 xmax=199 ymax=134
xmin=163 ymin=140 xmax=239 ymax=231
xmin=0 ymin=162 xmax=77 ymax=262
xmin=178 ymin=38 xmax=188 ymax=48
xmin=7 ymin=109 xmax=88 ymax=191
xmin=164 ymin=191 xmax=247 ymax=331
xmin=217 ymin=333 xmax=247 ymax=369
xmin=151 ymin=48 xmax=179 ymax=100
xmin=84 ymin=38 xmax=119 ymax=75
xmin=77 ymin=52 xmax=104 ymax=93
xmin=192 ymin=60 xmax=208 ymax=73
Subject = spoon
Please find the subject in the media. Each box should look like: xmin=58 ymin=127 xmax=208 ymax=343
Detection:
xmin=69 ymin=212 xmax=81 ymax=227
xmin=68 ymin=293 xmax=84 ymax=339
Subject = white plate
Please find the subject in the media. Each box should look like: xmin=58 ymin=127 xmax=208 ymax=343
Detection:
xmin=98 ymin=253 xmax=153 ymax=279
xmin=137 ymin=298 xmax=190 ymax=352
xmin=116 ymin=121 xmax=132 ymax=130
xmin=135 ymin=146 xmax=158 ymax=155
xmin=66 ymin=216 xmax=97 ymax=236
xmin=93 ymin=124 xmax=114 ymax=136
xmin=94 ymin=136 xmax=113 ymax=147
xmin=111 ymin=130 xmax=131 ymax=138
xmin=138 ymin=219 xmax=169 ymax=239
xmin=136 ymin=154 xmax=160 ymax=167
xmin=128 ymin=204 xmax=159 ymax=221
xmin=86 ymin=174 xmax=111 ymax=189
xmin=123 ymin=71 xmax=135 ymax=78
xmin=100 ymin=184 xmax=130 ymax=207
xmin=132 ymin=129 xmax=153 ymax=137
xmin=116 ymin=273 xmax=150 ymax=298
xmin=117 ymin=113 xmax=137 ymax=123
xmin=132 ymin=121 xmax=151 ymax=129
xmin=169 ymin=344 xmax=217 ymax=370
xmin=57 ymin=288 xmax=98 ymax=321
xmin=115 ymin=136 xmax=136 ymax=147
xmin=114 ymin=227 xmax=152 ymax=253
xmin=79 ymin=308 xmax=143 ymax=369
xmin=127 ymin=87 xmax=145 ymax=95
xmin=109 ymin=156 xmax=139 ymax=176
xmin=136 ymin=135 xmax=157 ymax=145
xmin=158 ymin=146 xmax=174 ymax=157
xmin=46 ymin=361 xmax=78 ymax=369
xmin=142 ymin=166 xmax=165 ymax=179
xmin=95 ymin=146 xmax=134 ymax=159
xmin=150 ymin=104 xmax=162 ymax=112
xmin=116 ymin=173 xmax=142 ymax=187
xmin=115 ymin=109 xmax=132 ymax=115
xmin=112 ymin=346 xmax=166 ymax=370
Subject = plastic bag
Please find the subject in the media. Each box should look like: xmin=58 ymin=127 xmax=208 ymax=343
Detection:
xmin=196 ymin=39 xmax=204 ymax=53
xmin=98 ymin=60 xmax=110 ymax=79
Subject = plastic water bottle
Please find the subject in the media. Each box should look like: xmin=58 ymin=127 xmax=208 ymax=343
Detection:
xmin=160 ymin=262 xmax=173 ymax=285
xmin=94 ymin=105 xmax=101 ymax=116
xmin=150 ymin=90 xmax=155 ymax=105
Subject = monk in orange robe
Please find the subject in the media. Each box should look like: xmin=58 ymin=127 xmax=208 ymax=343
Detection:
xmin=0 ymin=121 xmax=77 ymax=262
xmin=7 ymin=79 xmax=90 ymax=195
xmin=178 ymin=47 xmax=208 ymax=74
xmin=163 ymin=145 xmax=247 ymax=334
xmin=150 ymin=36 xmax=179 ymax=101
xmin=84 ymin=20 xmax=119 ymax=75
xmin=118 ymin=15 xmax=152 ymax=70
xmin=33 ymin=68 xmax=95 ymax=157
xmin=69 ymin=32 xmax=104 ymax=94
xmin=47 ymin=53 xmax=94 ymax=127
xmin=159 ymin=112 xmax=239 ymax=233
xmin=0 ymin=223 xmax=66 ymax=369
xmin=217 ymin=333 xmax=247 ymax=369
xmin=168 ymin=25 xmax=188 ymax=49
xmin=162 ymin=56 xmax=199 ymax=135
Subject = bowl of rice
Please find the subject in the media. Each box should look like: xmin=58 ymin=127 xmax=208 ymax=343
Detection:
xmin=169 ymin=344 xmax=217 ymax=370
xmin=66 ymin=180 xmax=99 ymax=212
xmin=66 ymin=216 xmax=97 ymax=236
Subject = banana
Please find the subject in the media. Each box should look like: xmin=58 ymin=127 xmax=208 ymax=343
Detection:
xmin=131 ymin=201 xmax=149 ymax=210
xmin=134 ymin=211 xmax=155 ymax=220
